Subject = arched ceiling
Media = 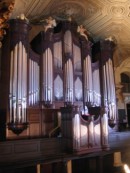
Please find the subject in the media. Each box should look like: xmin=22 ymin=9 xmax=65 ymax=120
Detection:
xmin=2 ymin=0 xmax=130 ymax=67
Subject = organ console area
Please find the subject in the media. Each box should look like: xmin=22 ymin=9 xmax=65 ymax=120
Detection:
xmin=0 ymin=17 xmax=117 ymax=155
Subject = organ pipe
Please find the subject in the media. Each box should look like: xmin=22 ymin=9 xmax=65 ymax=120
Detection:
xmin=9 ymin=50 xmax=13 ymax=122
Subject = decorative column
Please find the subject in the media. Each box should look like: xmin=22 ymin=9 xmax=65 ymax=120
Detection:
xmin=8 ymin=18 xmax=30 ymax=135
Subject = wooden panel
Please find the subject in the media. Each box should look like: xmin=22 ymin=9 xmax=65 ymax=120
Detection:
xmin=41 ymin=109 xmax=59 ymax=137
xmin=27 ymin=108 xmax=42 ymax=137
xmin=29 ymin=123 xmax=41 ymax=137
xmin=14 ymin=142 xmax=39 ymax=153
xmin=28 ymin=108 xmax=41 ymax=122
xmin=0 ymin=144 xmax=13 ymax=155
xmin=0 ymin=138 xmax=62 ymax=165
xmin=29 ymin=113 xmax=41 ymax=122
xmin=40 ymin=138 xmax=62 ymax=155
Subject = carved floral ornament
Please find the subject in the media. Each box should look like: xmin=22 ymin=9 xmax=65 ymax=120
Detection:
xmin=0 ymin=0 xmax=15 ymax=48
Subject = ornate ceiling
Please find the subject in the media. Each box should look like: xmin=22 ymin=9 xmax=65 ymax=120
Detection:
xmin=1 ymin=0 xmax=130 ymax=67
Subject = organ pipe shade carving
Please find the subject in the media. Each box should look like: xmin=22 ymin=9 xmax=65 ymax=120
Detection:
xmin=54 ymin=75 xmax=63 ymax=100
xmin=9 ymin=41 xmax=27 ymax=123
xmin=42 ymin=48 xmax=53 ymax=103
xmin=75 ymin=77 xmax=82 ymax=101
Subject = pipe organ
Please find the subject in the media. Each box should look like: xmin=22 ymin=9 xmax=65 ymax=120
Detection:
xmin=7 ymin=19 xmax=30 ymax=135
xmin=0 ymin=18 xmax=117 ymax=154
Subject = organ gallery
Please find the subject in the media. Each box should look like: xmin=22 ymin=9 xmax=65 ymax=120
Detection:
xmin=0 ymin=16 xmax=117 ymax=154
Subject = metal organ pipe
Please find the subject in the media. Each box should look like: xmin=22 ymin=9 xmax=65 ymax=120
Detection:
xmin=33 ymin=61 xmax=35 ymax=104
xmin=103 ymin=63 xmax=108 ymax=107
xmin=22 ymin=45 xmax=27 ymax=122
xmin=31 ymin=60 xmax=33 ymax=105
xmin=17 ymin=42 xmax=22 ymax=122
xmin=29 ymin=59 xmax=31 ymax=105
xmin=9 ymin=50 xmax=14 ymax=122
xmin=13 ymin=44 xmax=18 ymax=122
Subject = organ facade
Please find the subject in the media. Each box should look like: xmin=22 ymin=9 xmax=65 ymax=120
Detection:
xmin=0 ymin=17 xmax=117 ymax=154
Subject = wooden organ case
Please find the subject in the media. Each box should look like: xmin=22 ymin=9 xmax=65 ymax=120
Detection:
xmin=0 ymin=18 xmax=117 ymax=154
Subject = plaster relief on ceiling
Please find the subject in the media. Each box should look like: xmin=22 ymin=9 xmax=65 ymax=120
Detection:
xmin=128 ymin=7 xmax=130 ymax=17
xmin=49 ymin=2 xmax=85 ymax=21
xmin=110 ymin=5 xmax=125 ymax=17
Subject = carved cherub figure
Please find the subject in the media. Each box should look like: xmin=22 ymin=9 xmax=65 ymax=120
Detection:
xmin=44 ymin=16 xmax=56 ymax=32
xmin=77 ymin=25 xmax=88 ymax=40
xmin=16 ymin=13 xmax=29 ymax=22
xmin=105 ymin=36 xmax=114 ymax=41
